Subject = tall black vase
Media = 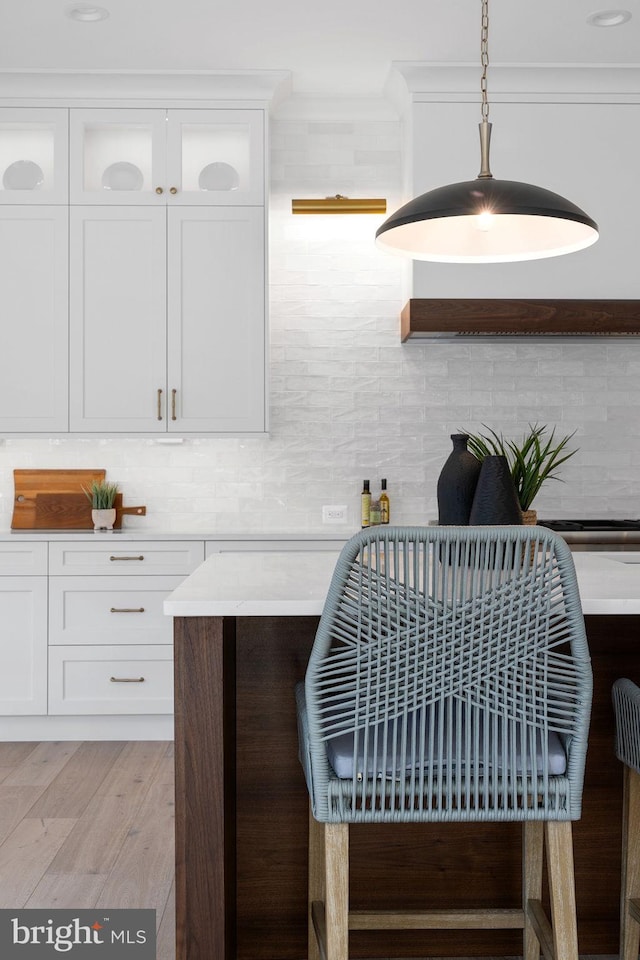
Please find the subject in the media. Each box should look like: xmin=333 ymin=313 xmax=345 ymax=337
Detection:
xmin=468 ymin=455 xmax=523 ymax=525
xmin=437 ymin=434 xmax=482 ymax=525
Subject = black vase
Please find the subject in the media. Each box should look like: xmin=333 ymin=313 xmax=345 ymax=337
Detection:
xmin=468 ymin=455 xmax=523 ymax=525
xmin=437 ymin=434 xmax=482 ymax=525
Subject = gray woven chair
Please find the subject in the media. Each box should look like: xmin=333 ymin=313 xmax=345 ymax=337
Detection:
xmin=296 ymin=525 xmax=592 ymax=960
xmin=612 ymin=677 xmax=640 ymax=960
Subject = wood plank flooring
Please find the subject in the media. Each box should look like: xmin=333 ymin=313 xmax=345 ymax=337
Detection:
xmin=0 ymin=740 xmax=615 ymax=960
xmin=0 ymin=740 xmax=175 ymax=960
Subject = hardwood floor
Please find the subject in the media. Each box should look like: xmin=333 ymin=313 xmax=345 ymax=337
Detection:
xmin=0 ymin=740 xmax=175 ymax=960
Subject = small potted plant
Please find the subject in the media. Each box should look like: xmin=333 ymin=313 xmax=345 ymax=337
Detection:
xmin=84 ymin=479 xmax=119 ymax=531
xmin=463 ymin=423 xmax=578 ymax=523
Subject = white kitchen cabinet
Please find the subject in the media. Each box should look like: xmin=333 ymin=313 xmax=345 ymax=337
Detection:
xmin=47 ymin=539 xmax=203 ymax=717
xmin=69 ymin=204 xmax=265 ymax=433
xmin=167 ymin=206 xmax=265 ymax=433
xmin=49 ymin=539 xmax=204 ymax=575
xmin=0 ymin=206 xmax=69 ymax=433
xmin=0 ymin=543 xmax=48 ymax=716
xmin=69 ymin=206 xmax=167 ymax=433
xmin=49 ymin=575 xmax=181 ymax=646
xmin=48 ymin=644 xmax=173 ymax=715
xmin=0 ymin=108 xmax=68 ymax=205
xmin=70 ymin=107 xmax=264 ymax=206
xmin=205 ymin=539 xmax=349 ymax=558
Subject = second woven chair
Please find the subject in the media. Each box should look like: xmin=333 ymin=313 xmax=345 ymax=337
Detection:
xmin=296 ymin=525 xmax=593 ymax=960
xmin=612 ymin=677 xmax=640 ymax=960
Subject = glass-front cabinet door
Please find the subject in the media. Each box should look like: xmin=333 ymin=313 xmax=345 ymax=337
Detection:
xmin=70 ymin=108 xmax=166 ymax=205
xmin=0 ymin=108 xmax=68 ymax=204
xmin=70 ymin=107 xmax=263 ymax=205
xmin=166 ymin=109 xmax=264 ymax=205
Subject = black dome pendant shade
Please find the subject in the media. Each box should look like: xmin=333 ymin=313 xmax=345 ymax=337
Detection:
xmin=375 ymin=172 xmax=599 ymax=263
xmin=375 ymin=0 xmax=599 ymax=264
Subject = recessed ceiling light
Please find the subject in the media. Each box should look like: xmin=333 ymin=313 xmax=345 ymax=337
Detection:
xmin=65 ymin=4 xmax=110 ymax=21
xmin=587 ymin=9 xmax=632 ymax=27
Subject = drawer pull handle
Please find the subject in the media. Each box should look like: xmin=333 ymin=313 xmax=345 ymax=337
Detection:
xmin=110 ymin=607 xmax=145 ymax=614
xmin=110 ymin=676 xmax=145 ymax=683
xmin=110 ymin=555 xmax=145 ymax=562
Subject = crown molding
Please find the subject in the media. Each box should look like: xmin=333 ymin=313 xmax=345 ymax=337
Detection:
xmin=389 ymin=62 xmax=640 ymax=103
xmin=0 ymin=69 xmax=292 ymax=106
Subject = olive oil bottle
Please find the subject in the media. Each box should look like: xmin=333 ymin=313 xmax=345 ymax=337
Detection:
xmin=361 ymin=480 xmax=371 ymax=528
xmin=379 ymin=479 xmax=390 ymax=524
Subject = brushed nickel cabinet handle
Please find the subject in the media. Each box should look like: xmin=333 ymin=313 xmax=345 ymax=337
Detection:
xmin=169 ymin=186 xmax=178 ymax=195
xmin=110 ymin=607 xmax=145 ymax=613
xmin=155 ymin=186 xmax=164 ymax=195
xmin=110 ymin=555 xmax=144 ymax=562
xmin=157 ymin=388 xmax=163 ymax=420
xmin=171 ymin=388 xmax=177 ymax=421
xmin=110 ymin=676 xmax=145 ymax=683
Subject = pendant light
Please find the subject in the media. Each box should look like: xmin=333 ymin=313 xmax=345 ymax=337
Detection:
xmin=375 ymin=0 xmax=599 ymax=263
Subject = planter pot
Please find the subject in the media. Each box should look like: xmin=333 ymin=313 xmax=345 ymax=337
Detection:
xmin=522 ymin=509 xmax=538 ymax=526
xmin=468 ymin=455 xmax=522 ymax=525
xmin=92 ymin=508 xmax=116 ymax=531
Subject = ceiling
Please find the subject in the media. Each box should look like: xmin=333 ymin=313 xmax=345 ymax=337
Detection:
xmin=4 ymin=0 xmax=640 ymax=98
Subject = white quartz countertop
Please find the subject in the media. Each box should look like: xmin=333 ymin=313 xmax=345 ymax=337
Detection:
xmin=0 ymin=530 xmax=352 ymax=542
xmin=164 ymin=548 xmax=640 ymax=618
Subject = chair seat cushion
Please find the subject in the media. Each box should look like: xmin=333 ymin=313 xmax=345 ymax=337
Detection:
xmin=322 ymin=705 xmax=567 ymax=780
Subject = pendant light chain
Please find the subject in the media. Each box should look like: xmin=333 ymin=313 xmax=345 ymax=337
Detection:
xmin=477 ymin=0 xmax=492 ymax=178
xmin=480 ymin=0 xmax=490 ymax=122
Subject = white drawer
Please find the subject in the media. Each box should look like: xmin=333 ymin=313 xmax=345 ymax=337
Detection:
xmin=49 ymin=540 xmax=204 ymax=576
xmin=205 ymin=539 xmax=347 ymax=558
xmin=49 ymin=644 xmax=173 ymax=715
xmin=49 ymin=575 xmax=181 ymax=645
xmin=0 ymin=542 xmax=47 ymax=575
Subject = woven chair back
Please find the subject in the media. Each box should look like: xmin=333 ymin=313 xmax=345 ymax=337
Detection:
xmin=299 ymin=525 xmax=592 ymax=823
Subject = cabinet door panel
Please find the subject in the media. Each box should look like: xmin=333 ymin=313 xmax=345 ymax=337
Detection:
xmin=70 ymin=206 xmax=167 ymax=432
xmin=167 ymin=206 xmax=265 ymax=433
xmin=0 ymin=577 xmax=48 ymax=715
xmin=166 ymin=109 xmax=264 ymax=205
xmin=0 ymin=108 xmax=68 ymax=205
xmin=69 ymin=108 xmax=166 ymax=205
xmin=0 ymin=207 xmax=68 ymax=432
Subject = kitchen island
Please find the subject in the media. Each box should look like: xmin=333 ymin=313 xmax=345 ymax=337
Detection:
xmin=165 ymin=546 xmax=640 ymax=960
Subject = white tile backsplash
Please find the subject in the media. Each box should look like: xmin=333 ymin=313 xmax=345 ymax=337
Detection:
xmin=0 ymin=109 xmax=638 ymax=533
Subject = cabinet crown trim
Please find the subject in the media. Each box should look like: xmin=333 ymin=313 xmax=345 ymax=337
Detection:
xmin=0 ymin=69 xmax=291 ymax=104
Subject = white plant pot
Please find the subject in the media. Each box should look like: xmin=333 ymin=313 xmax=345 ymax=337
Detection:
xmin=92 ymin=508 xmax=116 ymax=531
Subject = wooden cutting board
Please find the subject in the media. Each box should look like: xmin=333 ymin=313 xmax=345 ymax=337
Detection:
xmin=34 ymin=493 xmax=146 ymax=530
xmin=11 ymin=469 xmax=146 ymax=530
xmin=12 ymin=469 xmax=106 ymax=529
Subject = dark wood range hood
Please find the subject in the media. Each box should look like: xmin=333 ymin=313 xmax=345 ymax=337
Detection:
xmin=401 ymin=298 xmax=640 ymax=341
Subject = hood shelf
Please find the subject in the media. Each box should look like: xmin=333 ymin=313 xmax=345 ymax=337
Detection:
xmin=401 ymin=298 xmax=640 ymax=341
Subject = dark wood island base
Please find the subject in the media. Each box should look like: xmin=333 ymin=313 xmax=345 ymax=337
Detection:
xmin=174 ymin=613 xmax=632 ymax=960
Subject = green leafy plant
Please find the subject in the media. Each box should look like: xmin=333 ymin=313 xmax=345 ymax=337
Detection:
xmin=462 ymin=423 xmax=578 ymax=512
xmin=83 ymin=479 xmax=119 ymax=510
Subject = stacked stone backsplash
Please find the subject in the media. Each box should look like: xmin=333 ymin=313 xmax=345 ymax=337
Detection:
xmin=0 ymin=102 xmax=638 ymax=533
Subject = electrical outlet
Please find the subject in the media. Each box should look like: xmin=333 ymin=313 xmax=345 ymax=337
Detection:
xmin=322 ymin=505 xmax=348 ymax=524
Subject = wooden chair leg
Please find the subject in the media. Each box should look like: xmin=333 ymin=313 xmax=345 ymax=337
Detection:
xmin=545 ymin=820 xmax=579 ymax=960
xmin=324 ymin=822 xmax=349 ymax=960
xmin=621 ymin=765 xmax=640 ymax=960
xmin=308 ymin=804 xmax=325 ymax=960
xmin=523 ymin=821 xmax=544 ymax=960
